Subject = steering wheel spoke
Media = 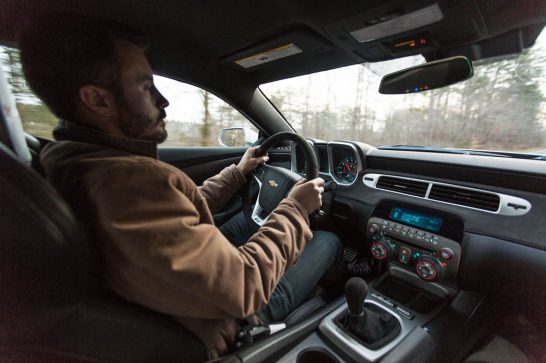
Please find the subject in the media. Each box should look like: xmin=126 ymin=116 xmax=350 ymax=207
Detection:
xmin=251 ymin=164 xmax=269 ymax=183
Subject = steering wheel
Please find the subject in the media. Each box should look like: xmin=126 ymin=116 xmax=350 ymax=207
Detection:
xmin=244 ymin=132 xmax=318 ymax=226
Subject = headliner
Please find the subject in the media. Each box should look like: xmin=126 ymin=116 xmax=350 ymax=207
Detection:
xmin=1 ymin=0 xmax=545 ymax=103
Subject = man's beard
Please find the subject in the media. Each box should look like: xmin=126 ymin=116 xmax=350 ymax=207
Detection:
xmin=117 ymin=103 xmax=168 ymax=144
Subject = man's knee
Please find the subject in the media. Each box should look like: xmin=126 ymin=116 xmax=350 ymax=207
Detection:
xmin=313 ymin=230 xmax=342 ymax=267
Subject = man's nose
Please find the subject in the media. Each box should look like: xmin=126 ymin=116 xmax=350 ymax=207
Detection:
xmin=155 ymin=88 xmax=169 ymax=109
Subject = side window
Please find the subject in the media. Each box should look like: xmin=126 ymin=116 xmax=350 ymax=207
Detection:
xmin=0 ymin=46 xmax=259 ymax=147
xmin=0 ymin=46 xmax=57 ymax=139
xmin=155 ymin=76 xmax=259 ymax=147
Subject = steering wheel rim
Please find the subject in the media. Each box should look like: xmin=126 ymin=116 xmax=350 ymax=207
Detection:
xmin=255 ymin=132 xmax=318 ymax=179
xmin=244 ymin=132 xmax=318 ymax=226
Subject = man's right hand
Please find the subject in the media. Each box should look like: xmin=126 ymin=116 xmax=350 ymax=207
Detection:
xmin=287 ymin=178 xmax=325 ymax=214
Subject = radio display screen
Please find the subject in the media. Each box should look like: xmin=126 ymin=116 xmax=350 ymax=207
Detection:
xmin=389 ymin=207 xmax=443 ymax=233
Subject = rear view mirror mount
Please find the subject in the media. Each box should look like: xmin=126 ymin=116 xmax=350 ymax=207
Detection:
xmin=379 ymin=56 xmax=474 ymax=94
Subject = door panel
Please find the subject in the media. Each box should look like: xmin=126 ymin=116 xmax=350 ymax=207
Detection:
xmin=159 ymin=147 xmax=291 ymax=183
xmin=159 ymin=147 xmax=247 ymax=184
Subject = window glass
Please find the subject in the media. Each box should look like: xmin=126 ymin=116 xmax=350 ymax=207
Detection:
xmin=154 ymin=76 xmax=258 ymax=147
xmin=0 ymin=46 xmax=258 ymax=147
xmin=0 ymin=46 xmax=57 ymax=139
xmin=261 ymin=29 xmax=546 ymax=155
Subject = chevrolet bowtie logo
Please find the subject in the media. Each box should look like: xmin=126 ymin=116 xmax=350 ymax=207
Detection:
xmin=268 ymin=180 xmax=278 ymax=188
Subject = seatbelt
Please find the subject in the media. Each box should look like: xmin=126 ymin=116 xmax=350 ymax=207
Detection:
xmin=234 ymin=322 xmax=286 ymax=349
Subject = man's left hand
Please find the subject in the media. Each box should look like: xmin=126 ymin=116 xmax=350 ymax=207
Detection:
xmin=237 ymin=146 xmax=269 ymax=176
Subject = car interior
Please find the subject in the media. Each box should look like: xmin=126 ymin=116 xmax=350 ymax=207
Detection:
xmin=1 ymin=0 xmax=545 ymax=362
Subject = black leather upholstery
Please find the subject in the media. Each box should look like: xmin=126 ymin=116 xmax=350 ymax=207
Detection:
xmin=0 ymin=143 xmax=207 ymax=362
xmin=25 ymin=133 xmax=46 ymax=176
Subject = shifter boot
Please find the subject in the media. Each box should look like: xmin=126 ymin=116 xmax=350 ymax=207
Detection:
xmin=342 ymin=303 xmax=401 ymax=349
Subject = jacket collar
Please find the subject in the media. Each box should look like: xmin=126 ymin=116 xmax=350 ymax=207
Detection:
xmin=53 ymin=120 xmax=158 ymax=159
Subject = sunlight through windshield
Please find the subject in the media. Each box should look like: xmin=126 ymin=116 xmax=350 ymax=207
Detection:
xmin=261 ymin=31 xmax=546 ymax=156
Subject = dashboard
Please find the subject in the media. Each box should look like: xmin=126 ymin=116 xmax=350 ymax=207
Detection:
xmin=290 ymin=138 xmax=546 ymax=292
xmin=253 ymin=138 xmax=546 ymax=363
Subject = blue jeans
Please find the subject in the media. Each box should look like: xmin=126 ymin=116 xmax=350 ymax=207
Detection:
xmin=220 ymin=212 xmax=341 ymax=322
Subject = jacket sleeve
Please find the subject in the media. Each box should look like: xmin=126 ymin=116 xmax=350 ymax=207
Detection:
xmin=198 ymin=164 xmax=247 ymax=214
xmin=91 ymin=160 xmax=312 ymax=320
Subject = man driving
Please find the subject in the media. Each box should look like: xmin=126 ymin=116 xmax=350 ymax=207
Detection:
xmin=18 ymin=17 xmax=341 ymax=358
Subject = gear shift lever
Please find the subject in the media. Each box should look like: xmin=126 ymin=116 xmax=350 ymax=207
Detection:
xmin=343 ymin=277 xmax=400 ymax=346
xmin=345 ymin=277 xmax=368 ymax=326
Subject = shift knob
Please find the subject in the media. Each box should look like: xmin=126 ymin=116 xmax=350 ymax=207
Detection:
xmin=345 ymin=277 xmax=368 ymax=316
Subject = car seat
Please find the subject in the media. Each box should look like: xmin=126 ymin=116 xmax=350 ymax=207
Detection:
xmin=0 ymin=68 xmax=209 ymax=360
xmin=0 ymin=141 xmax=209 ymax=362
xmin=0 ymin=74 xmax=327 ymax=361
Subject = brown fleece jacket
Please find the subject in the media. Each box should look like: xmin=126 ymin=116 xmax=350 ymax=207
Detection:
xmin=41 ymin=122 xmax=312 ymax=358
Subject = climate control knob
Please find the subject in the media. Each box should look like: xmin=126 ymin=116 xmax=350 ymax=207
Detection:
xmin=415 ymin=255 xmax=446 ymax=282
xmin=370 ymin=239 xmax=395 ymax=261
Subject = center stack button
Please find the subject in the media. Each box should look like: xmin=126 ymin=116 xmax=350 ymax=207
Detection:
xmin=398 ymin=246 xmax=411 ymax=264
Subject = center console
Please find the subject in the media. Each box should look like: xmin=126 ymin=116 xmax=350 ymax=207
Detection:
xmin=240 ymin=201 xmax=467 ymax=363
xmin=312 ymin=201 xmax=464 ymax=361
xmin=366 ymin=200 xmax=463 ymax=286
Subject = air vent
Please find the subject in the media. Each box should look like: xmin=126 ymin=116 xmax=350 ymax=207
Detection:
xmin=363 ymin=173 xmax=530 ymax=216
xmin=429 ymin=184 xmax=500 ymax=211
xmin=376 ymin=176 xmax=428 ymax=197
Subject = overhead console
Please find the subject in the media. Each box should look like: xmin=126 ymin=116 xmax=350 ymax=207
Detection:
xmin=322 ymin=0 xmax=519 ymax=62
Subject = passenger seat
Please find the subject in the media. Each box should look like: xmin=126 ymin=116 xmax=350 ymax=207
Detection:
xmin=465 ymin=336 xmax=531 ymax=363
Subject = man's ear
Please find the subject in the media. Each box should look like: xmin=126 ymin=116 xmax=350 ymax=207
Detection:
xmin=78 ymin=85 xmax=117 ymax=117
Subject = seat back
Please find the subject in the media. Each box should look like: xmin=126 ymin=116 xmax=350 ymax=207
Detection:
xmin=0 ymin=143 xmax=208 ymax=362
xmin=0 ymin=142 xmax=99 ymax=342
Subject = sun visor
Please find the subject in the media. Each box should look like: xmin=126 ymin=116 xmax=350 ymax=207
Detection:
xmin=220 ymin=29 xmax=356 ymax=83
xmin=426 ymin=25 xmax=544 ymax=62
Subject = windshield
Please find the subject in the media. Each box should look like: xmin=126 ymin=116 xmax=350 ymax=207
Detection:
xmin=261 ymin=30 xmax=546 ymax=156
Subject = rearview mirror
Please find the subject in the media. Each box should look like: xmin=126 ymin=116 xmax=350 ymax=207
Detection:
xmin=379 ymin=56 xmax=473 ymax=94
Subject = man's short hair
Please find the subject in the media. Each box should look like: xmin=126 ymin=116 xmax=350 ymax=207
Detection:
xmin=18 ymin=16 xmax=148 ymax=121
